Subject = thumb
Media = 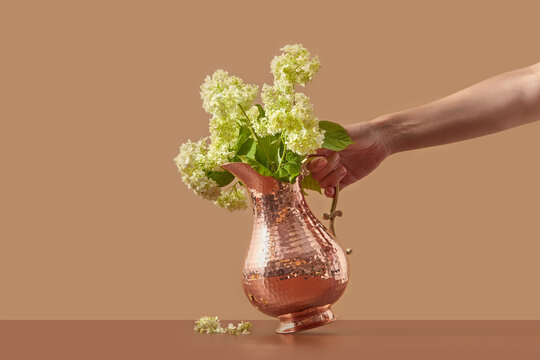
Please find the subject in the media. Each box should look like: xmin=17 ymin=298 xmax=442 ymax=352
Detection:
xmin=306 ymin=156 xmax=327 ymax=172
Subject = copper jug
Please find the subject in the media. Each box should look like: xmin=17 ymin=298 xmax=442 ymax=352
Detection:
xmin=222 ymin=162 xmax=349 ymax=334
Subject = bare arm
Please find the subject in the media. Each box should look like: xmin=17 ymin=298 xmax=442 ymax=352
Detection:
xmin=309 ymin=62 xmax=540 ymax=197
xmin=376 ymin=62 xmax=540 ymax=153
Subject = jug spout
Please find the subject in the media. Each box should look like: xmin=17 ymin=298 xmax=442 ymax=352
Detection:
xmin=221 ymin=162 xmax=279 ymax=195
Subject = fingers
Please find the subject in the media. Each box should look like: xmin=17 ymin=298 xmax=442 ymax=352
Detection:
xmin=306 ymin=148 xmax=333 ymax=172
xmin=319 ymin=166 xmax=347 ymax=195
xmin=315 ymin=148 xmax=333 ymax=157
xmin=307 ymin=151 xmax=346 ymax=198
xmin=310 ymin=152 xmax=341 ymax=182
xmin=306 ymin=156 xmax=327 ymax=172
xmin=324 ymin=187 xmax=335 ymax=198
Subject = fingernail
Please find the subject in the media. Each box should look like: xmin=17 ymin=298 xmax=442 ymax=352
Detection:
xmin=316 ymin=157 xmax=327 ymax=167
xmin=310 ymin=157 xmax=326 ymax=170
xmin=339 ymin=167 xmax=347 ymax=175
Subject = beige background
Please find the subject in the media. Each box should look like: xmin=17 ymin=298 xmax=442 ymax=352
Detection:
xmin=1 ymin=0 xmax=539 ymax=320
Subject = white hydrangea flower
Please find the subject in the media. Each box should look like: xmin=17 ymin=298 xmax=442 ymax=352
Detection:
xmin=259 ymin=84 xmax=294 ymax=136
xmin=200 ymin=70 xmax=259 ymax=166
xmin=285 ymin=92 xmax=325 ymax=155
xmin=226 ymin=323 xmax=237 ymax=334
xmin=270 ymin=44 xmax=320 ymax=87
xmin=200 ymin=69 xmax=259 ymax=119
xmin=251 ymin=117 xmax=270 ymax=137
xmin=243 ymin=105 xmax=269 ymax=136
xmin=193 ymin=316 xmax=225 ymax=334
xmin=174 ymin=138 xmax=221 ymax=201
xmin=235 ymin=321 xmax=252 ymax=334
xmin=285 ymin=127 xmax=325 ymax=155
xmin=206 ymin=119 xmax=237 ymax=170
xmin=291 ymin=93 xmax=316 ymax=127
xmin=175 ymin=44 xmax=327 ymax=208
xmin=261 ymin=84 xmax=294 ymax=113
xmin=215 ymin=187 xmax=248 ymax=211
xmin=256 ymin=45 xmax=324 ymax=155
xmin=193 ymin=316 xmax=251 ymax=335
xmin=260 ymin=87 xmax=324 ymax=155
xmin=245 ymin=105 xmax=259 ymax=122
xmin=225 ymin=321 xmax=252 ymax=335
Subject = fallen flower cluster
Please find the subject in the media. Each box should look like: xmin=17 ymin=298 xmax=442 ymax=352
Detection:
xmin=193 ymin=316 xmax=252 ymax=335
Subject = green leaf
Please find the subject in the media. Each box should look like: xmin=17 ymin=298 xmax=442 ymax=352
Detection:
xmin=237 ymin=138 xmax=256 ymax=157
xmin=319 ymin=121 xmax=355 ymax=151
xmin=285 ymin=151 xmax=304 ymax=166
xmin=238 ymin=155 xmax=273 ymax=177
xmin=284 ymin=163 xmax=301 ymax=180
xmin=255 ymin=104 xmax=265 ymax=119
xmin=206 ymin=170 xmax=235 ymax=187
xmin=301 ymin=173 xmax=322 ymax=194
xmin=274 ymin=166 xmax=290 ymax=182
xmin=255 ymin=135 xmax=279 ymax=171
xmin=235 ymin=125 xmax=252 ymax=152
xmin=254 ymin=143 xmax=269 ymax=167
xmin=281 ymin=151 xmax=304 ymax=182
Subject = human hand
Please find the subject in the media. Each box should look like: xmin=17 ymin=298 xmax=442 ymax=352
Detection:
xmin=307 ymin=120 xmax=392 ymax=197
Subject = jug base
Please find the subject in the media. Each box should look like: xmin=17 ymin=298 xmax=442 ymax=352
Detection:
xmin=276 ymin=306 xmax=336 ymax=334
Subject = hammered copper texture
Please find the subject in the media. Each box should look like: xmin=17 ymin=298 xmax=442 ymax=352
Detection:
xmin=222 ymin=163 xmax=349 ymax=332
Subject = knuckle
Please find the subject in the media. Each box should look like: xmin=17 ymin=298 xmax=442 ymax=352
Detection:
xmin=320 ymin=173 xmax=338 ymax=188
xmin=330 ymin=155 xmax=340 ymax=168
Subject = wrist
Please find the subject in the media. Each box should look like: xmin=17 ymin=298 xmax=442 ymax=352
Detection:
xmin=370 ymin=112 xmax=407 ymax=155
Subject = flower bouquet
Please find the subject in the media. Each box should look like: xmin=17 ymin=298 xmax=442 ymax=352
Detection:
xmin=174 ymin=44 xmax=354 ymax=210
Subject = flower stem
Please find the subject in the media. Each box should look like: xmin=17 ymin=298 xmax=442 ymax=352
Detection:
xmin=276 ymin=131 xmax=287 ymax=171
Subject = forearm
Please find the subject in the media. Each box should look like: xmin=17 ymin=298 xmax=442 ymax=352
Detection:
xmin=374 ymin=62 xmax=540 ymax=154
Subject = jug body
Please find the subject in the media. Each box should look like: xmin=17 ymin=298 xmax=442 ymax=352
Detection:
xmin=223 ymin=162 xmax=349 ymax=333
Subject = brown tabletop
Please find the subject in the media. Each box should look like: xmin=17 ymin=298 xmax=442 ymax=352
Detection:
xmin=1 ymin=320 xmax=540 ymax=359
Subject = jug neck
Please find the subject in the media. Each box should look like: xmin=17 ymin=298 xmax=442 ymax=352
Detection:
xmin=220 ymin=162 xmax=309 ymax=219
xmin=248 ymin=180 xmax=304 ymax=218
